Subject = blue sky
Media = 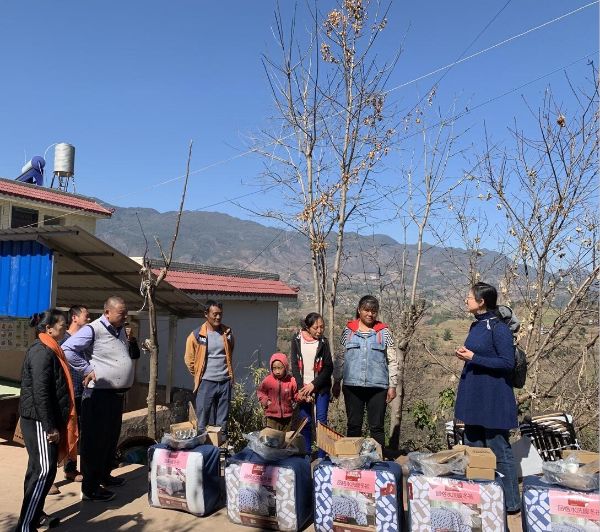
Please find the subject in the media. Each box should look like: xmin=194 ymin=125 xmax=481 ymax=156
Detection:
xmin=0 ymin=1 xmax=597 ymax=243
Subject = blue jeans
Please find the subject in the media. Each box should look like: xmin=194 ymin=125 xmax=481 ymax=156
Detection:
xmin=195 ymin=379 xmax=232 ymax=437
xmin=298 ymin=392 xmax=330 ymax=458
xmin=464 ymin=425 xmax=521 ymax=513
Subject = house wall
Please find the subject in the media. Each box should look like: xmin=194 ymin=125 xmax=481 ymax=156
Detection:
xmin=136 ymin=300 xmax=279 ymax=392
xmin=0 ymin=196 xmax=98 ymax=233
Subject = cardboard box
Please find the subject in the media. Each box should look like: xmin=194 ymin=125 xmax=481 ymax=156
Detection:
xmin=334 ymin=437 xmax=365 ymax=456
xmin=206 ymin=425 xmax=225 ymax=447
xmin=431 ymin=448 xmax=465 ymax=463
xmin=316 ymin=422 xmax=381 ymax=458
xmin=316 ymin=422 xmax=340 ymax=456
xmin=466 ymin=466 xmax=495 ymax=481
xmin=259 ymin=427 xmax=286 ymax=448
xmin=169 ymin=401 xmax=198 ymax=434
xmin=285 ymin=431 xmax=306 ymax=454
xmin=466 ymin=447 xmax=496 ymax=469
xmin=452 ymin=444 xmax=469 ymax=452
xmin=562 ymin=450 xmax=600 ymax=465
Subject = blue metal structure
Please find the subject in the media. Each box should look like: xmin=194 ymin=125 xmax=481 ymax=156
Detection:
xmin=16 ymin=156 xmax=45 ymax=186
xmin=0 ymin=240 xmax=53 ymax=317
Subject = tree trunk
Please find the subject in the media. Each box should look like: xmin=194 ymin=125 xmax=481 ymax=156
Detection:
xmin=388 ymin=344 xmax=408 ymax=449
xmin=146 ymin=286 xmax=158 ymax=440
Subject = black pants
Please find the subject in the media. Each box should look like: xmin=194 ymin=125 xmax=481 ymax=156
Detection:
xmin=16 ymin=418 xmax=58 ymax=532
xmin=64 ymin=395 xmax=82 ymax=473
xmin=343 ymin=385 xmax=388 ymax=447
xmin=81 ymin=389 xmax=124 ymax=495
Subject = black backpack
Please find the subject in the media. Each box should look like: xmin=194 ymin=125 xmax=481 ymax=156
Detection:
xmin=490 ymin=305 xmax=527 ymax=389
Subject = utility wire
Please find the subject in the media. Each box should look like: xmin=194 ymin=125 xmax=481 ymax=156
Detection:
xmin=398 ymin=0 xmax=513 ymax=126
xmin=243 ymin=0 xmax=516 ymax=266
xmin=243 ymin=227 xmax=288 ymax=268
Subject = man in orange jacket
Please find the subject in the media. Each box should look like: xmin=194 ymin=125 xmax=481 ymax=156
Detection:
xmin=184 ymin=300 xmax=234 ymax=437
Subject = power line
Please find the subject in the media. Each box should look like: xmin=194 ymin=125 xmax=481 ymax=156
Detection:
xmin=396 ymin=51 xmax=597 ymax=145
xmin=22 ymin=50 xmax=594 ymax=233
xmin=243 ymin=227 xmax=288 ymax=268
xmin=385 ymin=1 xmax=597 ymax=97
xmin=15 ymin=2 xmax=596 ymax=230
xmin=398 ymin=0 xmax=513 ymax=126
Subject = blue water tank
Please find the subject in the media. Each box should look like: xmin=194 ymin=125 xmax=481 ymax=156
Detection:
xmin=16 ymin=156 xmax=45 ymax=186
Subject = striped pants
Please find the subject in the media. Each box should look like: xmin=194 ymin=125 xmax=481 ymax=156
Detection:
xmin=16 ymin=418 xmax=58 ymax=532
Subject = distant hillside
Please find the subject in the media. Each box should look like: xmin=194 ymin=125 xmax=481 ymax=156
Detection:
xmin=96 ymin=205 xmax=510 ymax=306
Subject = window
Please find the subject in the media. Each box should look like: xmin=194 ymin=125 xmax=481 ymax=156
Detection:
xmin=11 ymin=206 xmax=38 ymax=228
xmin=44 ymin=215 xmax=64 ymax=226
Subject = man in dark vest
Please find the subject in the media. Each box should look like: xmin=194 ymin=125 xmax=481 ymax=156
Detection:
xmin=184 ymin=300 xmax=234 ymax=438
xmin=62 ymin=296 xmax=133 ymax=502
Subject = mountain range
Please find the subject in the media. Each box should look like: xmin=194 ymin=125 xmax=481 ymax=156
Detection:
xmin=96 ymin=205 xmax=509 ymax=305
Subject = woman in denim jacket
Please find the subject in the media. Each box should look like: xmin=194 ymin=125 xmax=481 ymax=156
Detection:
xmin=332 ymin=295 xmax=397 ymax=447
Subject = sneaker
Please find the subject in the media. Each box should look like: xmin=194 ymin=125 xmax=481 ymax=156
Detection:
xmin=101 ymin=475 xmax=126 ymax=487
xmin=81 ymin=487 xmax=116 ymax=502
xmin=48 ymin=483 xmax=60 ymax=495
xmin=38 ymin=512 xmax=60 ymax=529
xmin=65 ymin=470 xmax=83 ymax=482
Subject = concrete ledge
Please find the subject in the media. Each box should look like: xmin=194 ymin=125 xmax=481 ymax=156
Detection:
xmin=118 ymin=405 xmax=171 ymax=448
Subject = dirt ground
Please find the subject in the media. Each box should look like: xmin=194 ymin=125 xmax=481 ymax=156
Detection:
xmin=0 ymin=436 xmax=522 ymax=531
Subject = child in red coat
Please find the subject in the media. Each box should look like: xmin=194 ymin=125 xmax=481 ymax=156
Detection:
xmin=257 ymin=353 xmax=298 ymax=431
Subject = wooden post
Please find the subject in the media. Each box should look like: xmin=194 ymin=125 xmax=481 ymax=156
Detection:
xmin=166 ymin=315 xmax=177 ymax=404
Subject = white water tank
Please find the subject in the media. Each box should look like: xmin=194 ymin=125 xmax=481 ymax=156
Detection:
xmin=54 ymin=143 xmax=75 ymax=177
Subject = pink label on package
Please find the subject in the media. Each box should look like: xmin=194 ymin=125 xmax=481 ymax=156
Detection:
xmin=429 ymin=480 xmax=481 ymax=505
xmin=240 ymin=463 xmax=279 ymax=487
xmin=549 ymin=490 xmax=600 ymax=521
xmin=157 ymin=449 xmax=189 ymax=469
xmin=332 ymin=468 xmax=376 ymax=493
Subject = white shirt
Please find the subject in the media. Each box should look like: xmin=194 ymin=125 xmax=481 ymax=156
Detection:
xmin=300 ymin=333 xmax=319 ymax=382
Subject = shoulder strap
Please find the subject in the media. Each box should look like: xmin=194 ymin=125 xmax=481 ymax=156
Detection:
xmin=84 ymin=323 xmax=96 ymax=343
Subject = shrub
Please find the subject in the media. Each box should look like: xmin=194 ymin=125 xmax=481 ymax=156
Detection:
xmin=228 ymin=365 xmax=269 ymax=452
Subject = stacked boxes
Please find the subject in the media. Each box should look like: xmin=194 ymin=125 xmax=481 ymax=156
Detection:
xmin=465 ymin=447 xmax=496 ymax=481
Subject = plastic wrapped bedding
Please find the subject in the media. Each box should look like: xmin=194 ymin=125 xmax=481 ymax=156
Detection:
xmin=148 ymin=443 xmax=220 ymax=516
xmin=225 ymin=448 xmax=312 ymax=531
xmin=522 ymin=475 xmax=600 ymax=532
xmin=314 ymin=459 xmax=403 ymax=532
xmin=407 ymin=473 xmax=505 ymax=532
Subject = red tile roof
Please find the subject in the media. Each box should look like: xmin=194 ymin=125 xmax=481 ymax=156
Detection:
xmin=161 ymin=269 xmax=299 ymax=299
xmin=0 ymin=178 xmax=112 ymax=216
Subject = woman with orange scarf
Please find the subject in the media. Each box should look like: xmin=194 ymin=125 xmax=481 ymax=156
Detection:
xmin=16 ymin=309 xmax=78 ymax=532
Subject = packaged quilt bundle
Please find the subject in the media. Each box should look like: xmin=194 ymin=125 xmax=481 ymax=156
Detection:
xmin=522 ymin=475 xmax=599 ymax=532
xmin=225 ymin=448 xmax=312 ymax=531
xmin=148 ymin=443 xmax=221 ymax=516
xmin=407 ymin=473 xmax=505 ymax=531
xmin=314 ymin=459 xmax=403 ymax=532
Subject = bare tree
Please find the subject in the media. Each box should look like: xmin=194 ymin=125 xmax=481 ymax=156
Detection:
xmin=475 ymin=76 xmax=599 ymax=443
xmin=139 ymin=141 xmax=193 ymax=439
xmin=383 ymin=102 xmax=465 ymax=448
xmin=255 ymin=0 xmax=398 ymax=342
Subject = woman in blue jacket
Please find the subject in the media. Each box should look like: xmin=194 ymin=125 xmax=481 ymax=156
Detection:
xmin=454 ymin=282 xmax=520 ymax=514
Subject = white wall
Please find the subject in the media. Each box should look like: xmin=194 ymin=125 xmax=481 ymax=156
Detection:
xmin=136 ymin=300 xmax=279 ymax=391
xmin=0 ymin=197 xmax=98 ymax=233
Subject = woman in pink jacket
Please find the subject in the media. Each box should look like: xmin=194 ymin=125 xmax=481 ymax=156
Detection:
xmin=257 ymin=353 xmax=298 ymax=431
